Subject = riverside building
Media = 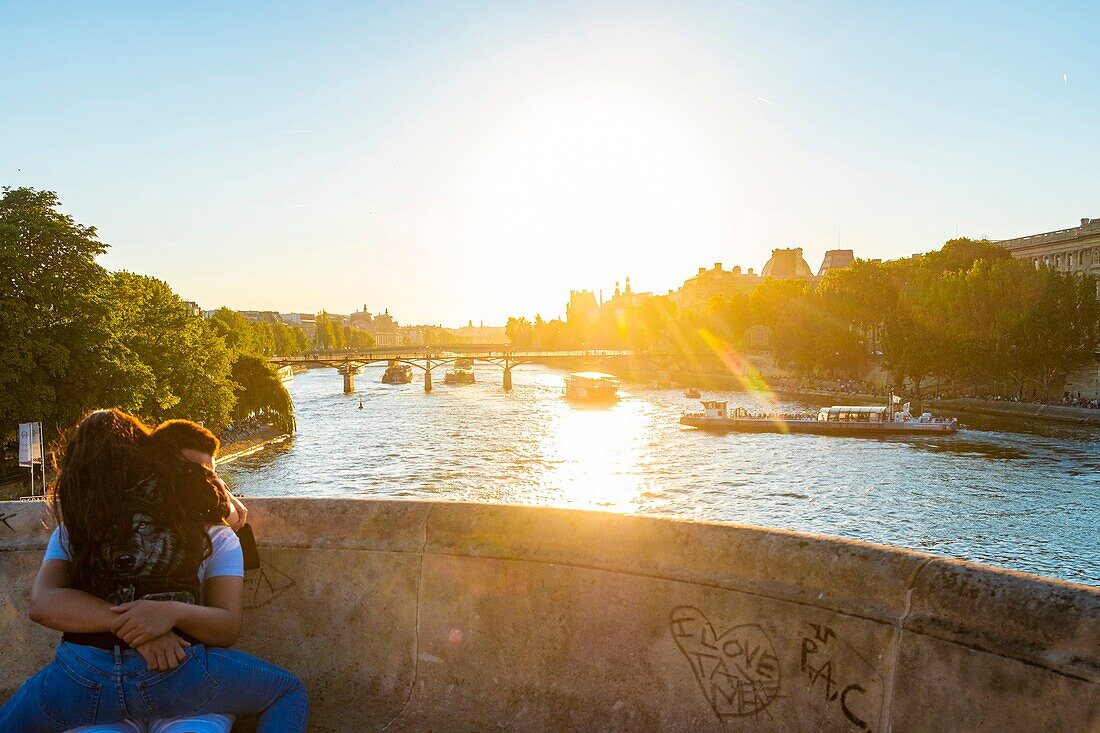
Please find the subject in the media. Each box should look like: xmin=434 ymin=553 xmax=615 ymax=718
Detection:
xmin=673 ymin=247 xmax=855 ymax=309
xmin=996 ymin=216 xmax=1100 ymax=278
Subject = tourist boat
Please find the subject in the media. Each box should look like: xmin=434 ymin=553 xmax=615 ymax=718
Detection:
xmin=684 ymin=387 xmax=701 ymax=399
xmin=277 ymin=365 xmax=295 ymax=384
xmin=381 ymin=360 xmax=413 ymax=384
xmin=680 ymin=400 xmax=959 ymax=435
xmin=564 ymin=372 xmax=620 ymax=403
xmin=444 ymin=358 xmax=476 ymax=385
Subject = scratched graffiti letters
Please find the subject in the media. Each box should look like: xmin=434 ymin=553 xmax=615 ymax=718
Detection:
xmin=0 ymin=512 xmax=16 ymax=532
xmin=799 ymin=622 xmax=883 ymax=732
xmin=669 ymin=605 xmax=781 ymax=720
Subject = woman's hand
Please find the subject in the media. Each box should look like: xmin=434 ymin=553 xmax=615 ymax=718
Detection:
xmin=225 ymin=489 xmax=249 ymax=531
xmin=110 ymin=599 xmax=182 ymax=647
xmin=213 ymin=474 xmax=248 ymax=530
xmin=134 ymin=630 xmax=191 ymax=672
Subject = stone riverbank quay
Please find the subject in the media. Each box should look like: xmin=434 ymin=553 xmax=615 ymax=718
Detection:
xmin=1 ymin=498 xmax=1096 ymax=731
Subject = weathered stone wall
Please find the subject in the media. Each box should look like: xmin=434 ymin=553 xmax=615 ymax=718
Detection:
xmin=927 ymin=397 xmax=1100 ymax=424
xmin=0 ymin=498 xmax=1096 ymax=731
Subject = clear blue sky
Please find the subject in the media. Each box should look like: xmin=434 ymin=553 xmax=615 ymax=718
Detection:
xmin=3 ymin=1 xmax=1098 ymax=325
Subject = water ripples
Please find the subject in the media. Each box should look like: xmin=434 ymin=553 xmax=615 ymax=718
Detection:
xmin=220 ymin=365 xmax=1100 ymax=585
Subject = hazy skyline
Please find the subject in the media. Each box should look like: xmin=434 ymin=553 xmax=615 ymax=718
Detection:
xmin=3 ymin=1 xmax=1099 ymax=325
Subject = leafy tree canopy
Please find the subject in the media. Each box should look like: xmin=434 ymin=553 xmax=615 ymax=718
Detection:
xmin=0 ymin=187 xmax=278 ymax=439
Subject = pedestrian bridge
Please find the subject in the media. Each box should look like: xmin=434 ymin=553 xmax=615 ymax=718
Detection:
xmin=0 ymin=498 xmax=1096 ymax=731
xmin=268 ymin=347 xmax=678 ymax=393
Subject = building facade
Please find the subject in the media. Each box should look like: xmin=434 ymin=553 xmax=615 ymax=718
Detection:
xmin=566 ymin=290 xmax=600 ymax=325
xmin=370 ymin=309 xmax=399 ymax=346
xmin=816 ymin=249 xmax=854 ymax=277
xmin=675 ymin=262 xmax=761 ymax=307
xmin=760 ymin=247 xmax=815 ymax=279
xmin=995 ymin=216 xmax=1100 ymax=278
xmin=673 ymin=248 xmax=856 ymax=309
xmin=452 ymin=322 xmax=507 ymax=343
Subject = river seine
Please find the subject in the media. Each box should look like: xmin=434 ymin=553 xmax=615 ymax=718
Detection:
xmin=220 ymin=365 xmax=1100 ymax=585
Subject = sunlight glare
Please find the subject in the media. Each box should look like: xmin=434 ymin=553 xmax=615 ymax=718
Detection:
xmin=468 ymin=90 xmax=725 ymax=293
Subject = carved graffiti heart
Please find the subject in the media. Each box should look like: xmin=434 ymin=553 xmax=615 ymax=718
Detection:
xmin=669 ymin=605 xmax=781 ymax=720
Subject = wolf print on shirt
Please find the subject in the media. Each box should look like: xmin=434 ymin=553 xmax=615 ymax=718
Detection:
xmin=91 ymin=475 xmax=207 ymax=606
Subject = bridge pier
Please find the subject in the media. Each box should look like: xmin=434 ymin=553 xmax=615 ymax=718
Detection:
xmin=424 ymin=364 xmax=433 ymax=393
xmin=342 ymin=370 xmax=355 ymax=394
xmin=503 ymin=366 xmax=513 ymax=391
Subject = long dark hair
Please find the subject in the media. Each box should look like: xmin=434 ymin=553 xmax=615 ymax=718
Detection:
xmin=47 ymin=409 xmax=226 ymax=598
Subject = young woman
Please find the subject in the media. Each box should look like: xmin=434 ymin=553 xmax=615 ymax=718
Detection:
xmin=0 ymin=409 xmax=308 ymax=733
xmin=69 ymin=419 xmax=254 ymax=733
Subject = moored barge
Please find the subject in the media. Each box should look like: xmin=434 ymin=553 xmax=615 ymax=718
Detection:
xmin=680 ymin=401 xmax=959 ymax=435
xmin=564 ymin=372 xmax=620 ymax=403
xmin=444 ymin=358 xmax=476 ymax=385
xmin=381 ymin=360 xmax=413 ymax=384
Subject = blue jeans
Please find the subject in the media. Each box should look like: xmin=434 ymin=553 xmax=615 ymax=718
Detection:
xmin=0 ymin=642 xmax=308 ymax=733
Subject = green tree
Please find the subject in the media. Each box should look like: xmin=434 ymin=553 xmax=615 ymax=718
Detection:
xmin=314 ymin=311 xmax=344 ymax=350
xmin=505 ymin=316 xmax=534 ymax=349
xmin=345 ymin=326 xmax=376 ymax=349
xmin=919 ymin=237 xmax=1010 ymax=273
xmin=209 ymin=307 xmax=259 ymax=355
xmin=750 ymin=278 xmax=823 ymax=373
xmin=0 ymin=188 xmax=242 ymax=435
xmin=705 ymin=293 xmax=754 ymax=352
xmin=1016 ymin=267 xmax=1100 ymax=397
xmin=0 ymin=188 xmax=148 ymax=434
xmin=251 ymin=322 xmax=277 ymax=356
xmin=229 ymin=353 xmax=296 ymax=434
xmin=107 ymin=272 xmax=236 ymax=429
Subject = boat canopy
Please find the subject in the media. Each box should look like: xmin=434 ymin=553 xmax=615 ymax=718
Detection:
xmin=568 ymin=372 xmax=618 ymax=382
xmin=818 ymin=405 xmax=888 ymax=422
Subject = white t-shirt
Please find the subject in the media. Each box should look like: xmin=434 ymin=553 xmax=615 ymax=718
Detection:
xmin=44 ymin=523 xmax=244 ymax=586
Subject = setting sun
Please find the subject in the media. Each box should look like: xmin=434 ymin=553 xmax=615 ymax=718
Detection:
xmin=467 ymin=85 xmax=728 ymax=297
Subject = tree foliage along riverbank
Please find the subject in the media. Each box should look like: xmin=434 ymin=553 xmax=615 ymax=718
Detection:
xmin=0 ymin=187 xmax=294 ymax=438
xmin=206 ymin=307 xmax=374 ymax=355
xmin=507 ymin=239 xmax=1099 ymax=397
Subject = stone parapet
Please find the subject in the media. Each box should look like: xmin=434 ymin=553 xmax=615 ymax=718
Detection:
xmin=0 ymin=498 xmax=1096 ymax=731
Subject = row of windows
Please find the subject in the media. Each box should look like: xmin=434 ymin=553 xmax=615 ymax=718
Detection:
xmin=818 ymin=411 xmax=883 ymax=423
xmin=1033 ymin=247 xmax=1100 ymax=271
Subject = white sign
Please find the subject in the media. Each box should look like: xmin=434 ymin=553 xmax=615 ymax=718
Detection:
xmin=18 ymin=422 xmax=42 ymax=467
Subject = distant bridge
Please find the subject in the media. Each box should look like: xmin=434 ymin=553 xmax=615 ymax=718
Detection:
xmin=267 ymin=346 xmax=680 ymax=393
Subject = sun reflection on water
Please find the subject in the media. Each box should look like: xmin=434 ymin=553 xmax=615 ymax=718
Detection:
xmin=541 ymin=396 xmax=651 ymax=512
